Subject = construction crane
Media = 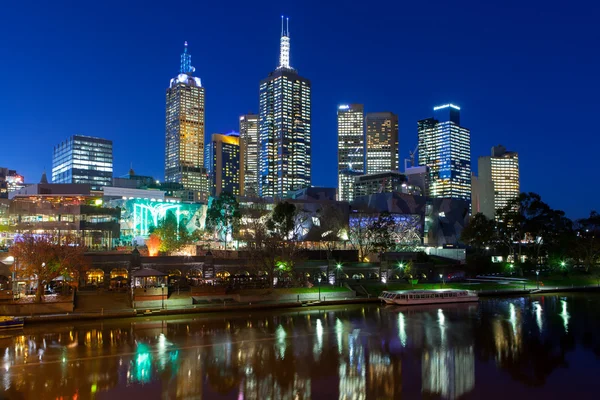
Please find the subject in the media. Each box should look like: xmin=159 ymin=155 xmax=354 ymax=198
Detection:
xmin=404 ymin=144 xmax=419 ymax=171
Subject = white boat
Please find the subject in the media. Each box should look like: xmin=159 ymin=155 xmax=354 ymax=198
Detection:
xmin=0 ymin=316 xmax=24 ymax=330
xmin=378 ymin=289 xmax=478 ymax=305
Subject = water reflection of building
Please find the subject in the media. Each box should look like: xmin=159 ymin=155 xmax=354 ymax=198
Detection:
xmin=367 ymin=353 xmax=400 ymax=399
xmin=338 ymin=329 xmax=366 ymax=400
xmin=422 ymin=347 xmax=475 ymax=400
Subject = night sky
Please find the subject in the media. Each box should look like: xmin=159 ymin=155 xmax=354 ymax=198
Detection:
xmin=1 ymin=0 xmax=598 ymax=218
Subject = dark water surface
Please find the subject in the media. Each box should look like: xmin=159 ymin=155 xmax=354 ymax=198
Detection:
xmin=1 ymin=293 xmax=600 ymax=399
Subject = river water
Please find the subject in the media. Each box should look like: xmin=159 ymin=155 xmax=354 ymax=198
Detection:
xmin=1 ymin=293 xmax=599 ymax=399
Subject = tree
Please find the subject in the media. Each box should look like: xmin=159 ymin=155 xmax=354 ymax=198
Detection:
xmin=497 ymin=192 xmax=573 ymax=272
xmin=146 ymin=234 xmax=162 ymax=257
xmin=315 ymin=204 xmax=348 ymax=276
xmin=574 ymin=211 xmax=600 ymax=272
xmin=152 ymin=211 xmax=191 ymax=254
xmin=206 ymin=191 xmax=241 ymax=249
xmin=461 ymin=213 xmax=496 ymax=253
xmin=349 ymin=209 xmax=396 ymax=262
xmin=11 ymin=233 xmax=87 ymax=303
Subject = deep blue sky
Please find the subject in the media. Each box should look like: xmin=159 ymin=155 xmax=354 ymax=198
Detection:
xmin=1 ymin=0 xmax=598 ymax=218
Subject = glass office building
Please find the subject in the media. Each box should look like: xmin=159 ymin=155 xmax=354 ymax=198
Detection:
xmin=259 ymin=17 xmax=311 ymax=198
xmin=337 ymin=104 xmax=364 ymax=201
xmin=52 ymin=135 xmax=113 ymax=190
xmin=366 ymin=112 xmax=399 ymax=174
xmin=240 ymin=114 xmax=259 ymax=197
xmin=165 ymin=42 xmax=207 ymax=192
xmin=209 ymin=133 xmax=244 ymax=196
xmin=418 ymin=104 xmax=471 ymax=201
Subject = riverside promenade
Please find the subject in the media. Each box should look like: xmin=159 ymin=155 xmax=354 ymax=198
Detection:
xmin=19 ymin=283 xmax=600 ymax=324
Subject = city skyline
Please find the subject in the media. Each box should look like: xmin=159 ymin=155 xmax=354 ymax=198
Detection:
xmin=1 ymin=1 xmax=598 ymax=217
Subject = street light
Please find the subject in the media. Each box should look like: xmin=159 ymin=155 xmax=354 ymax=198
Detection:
xmin=536 ymin=270 xmax=540 ymax=290
xmin=560 ymin=261 xmax=566 ymax=269
xmin=336 ymin=263 xmax=342 ymax=286
xmin=439 ymin=273 xmax=443 ymax=288
xmin=318 ymin=277 xmax=321 ymax=301
xmin=161 ymin=282 xmax=166 ymax=309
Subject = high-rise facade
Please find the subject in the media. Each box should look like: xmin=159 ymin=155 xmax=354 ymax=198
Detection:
xmin=52 ymin=135 xmax=113 ymax=191
xmin=165 ymin=42 xmax=207 ymax=192
xmin=240 ymin=114 xmax=259 ymax=197
xmin=210 ymin=133 xmax=244 ymax=196
xmin=337 ymin=104 xmax=364 ymax=201
xmin=365 ymin=112 xmax=398 ymax=174
xmin=258 ymin=17 xmax=311 ymax=198
xmin=418 ymin=104 xmax=471 ymax=201
xmin=475 ymin=145 xmax=520 ymax=219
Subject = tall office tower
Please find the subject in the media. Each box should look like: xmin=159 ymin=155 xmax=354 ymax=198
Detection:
xmin=337 ymin=104 xmax=364 ymax=201
xmin=418 ymin=104 xmax=471 ymax=201
xmin=210 ymin=133 xmax=244 ymax=196
xmin=165 ymin=42 xmax=206 ymax=192
xmin=52 ymin=135 xmax=113 ymax=191
xmin=365 ymin=112 xmax=399 ymax=174
xmin=258 ymin=17 xmax=311 ymax=198
xmin=476 ymin=145 xmax=520 ymax=219
xmin=239 ymin=114 xmax=259 ymax=197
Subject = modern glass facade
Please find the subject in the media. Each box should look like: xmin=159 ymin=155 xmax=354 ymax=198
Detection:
xmin=210 ymin=133 xmax=244 ymax=196
xmin=366 ymin=112 xmax=399 ymax=174
xmin=258 ymin=19 xmax=311 ymax=198
xmin=240 ymin=114 xmax=259 ymax=197
xmin=477 ymin=145 xmax=520 ymax=219
xmin=337 ymin=104 xmax=364 ymax=201
xmin=165 ymin=42 xmax=207 ymax=193
xmin=418 ymin=104 xmax=471 ymax=201
xmin=52 ymin=135 xmax=113 ymax=191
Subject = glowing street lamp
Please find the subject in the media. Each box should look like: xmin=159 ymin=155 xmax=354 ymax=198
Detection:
xmin=439 ymin=273 xmax=444 ymax=288
xmin=336 ymin=263 xmax=342 ymax=286
xmin=536 ymin=270 xmax=540 ymax=290
xmin=318 ymin=277 xmax=322 ymax=301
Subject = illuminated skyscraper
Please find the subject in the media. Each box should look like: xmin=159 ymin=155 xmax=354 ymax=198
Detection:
xmin=259 ymin=17 xmax=311 ymax=198
xmin=52 ymin=135 xmax=113 ymax=191
xmin=475 ymin=145 xmax=520 ymax=219
xmin=418 ymin=104 xmax=471 ymax=201
xmin=337 ymin=104 xmax=364 ymax=201
xmin=240 ymin=114 xmax=259 ymax=197
xmin=366 ymin=112 xmax=398 ymax=174
xmin=165 ymin=42 xmax=207 ymax=192
xmin=209 ymin=133 xmax=244 ymax=196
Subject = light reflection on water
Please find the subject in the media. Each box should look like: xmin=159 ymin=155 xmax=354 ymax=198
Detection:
xmin=1 ymin=294 xmax=600 ymax=399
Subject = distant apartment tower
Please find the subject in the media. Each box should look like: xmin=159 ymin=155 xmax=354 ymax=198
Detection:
xmin=418 ymin=104 xmax=471 ymax=201
xmin=366 ymin=112 xmax=399 ymax=174
xmin=210 ymin=133 xmax=244 ymax=196
xmin=165 ymin=42 xmax=207 ymax=192
xmin=475 ymin=145 xmax=520 ymax=219
xmin=52 ymin=135 xmax=113 ymax=191
xmin=337 ymin=104 xmax=364 ymax=201
xmin=259 ymin=17 xmax=311 ymax=198
xmin=240 ymin=114 xmax=259 ymax=197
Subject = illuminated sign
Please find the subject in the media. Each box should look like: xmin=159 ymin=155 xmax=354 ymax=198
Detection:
xmin=338 ymin=105 xmax=350 ymax=110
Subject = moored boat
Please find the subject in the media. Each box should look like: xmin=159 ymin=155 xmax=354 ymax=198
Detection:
xmin=378 ymin=289 xmax=478 ymax=305
xmin=0 ymin=316 xmax=25 ymax=330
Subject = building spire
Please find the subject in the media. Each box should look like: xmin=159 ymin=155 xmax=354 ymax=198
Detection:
xmin=278 ymin=16 xmax=291 ymax=70
xmin=180 ymin=41 xmax=195 ymax=74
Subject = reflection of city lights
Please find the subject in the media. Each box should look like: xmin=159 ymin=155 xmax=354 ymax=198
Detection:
xmin=422 ymin=347 xmax=475 ymax=399
xmin=438 ymin=308 xmax=446 ymax=343
xmin=276 ymin=324 xmax=287 ymax=360
xmin=398 ymin=312 xmax=407 ymax=347
xmin=509 ymin=303 xmax=517 ymax=337
xmin=313 ymin=318 xmax=323 ymax=360
xmin=533 ymin=301 xmax=543 ymax=333
xmin=560 ymin=299 xmax=570 ymax=333
xmin=336 ymin=318 xmax=344 ymax=354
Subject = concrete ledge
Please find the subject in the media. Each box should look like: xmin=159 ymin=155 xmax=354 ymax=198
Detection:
xmin=1 ymin=301 xmax=74 ymax=316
